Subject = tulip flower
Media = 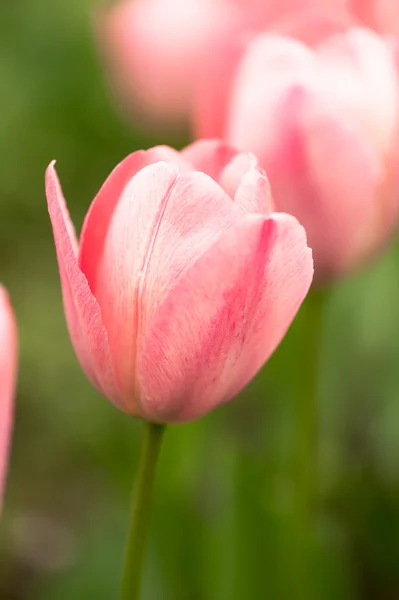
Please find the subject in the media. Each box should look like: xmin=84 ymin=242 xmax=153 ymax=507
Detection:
xmin=0 ymin=286 xmax=17 ymax=512
xmin=195 ymin=28 xmax=399 ymax=279
xmin=98 ymin=0 xmax=242 ymax=128
xmin=97 ymin=0 xmax=353 ymax=128
xmin=98 ymin=0 xmax=399 ymax=128
xmin=46 ymin=140 xmax=313 ymax=423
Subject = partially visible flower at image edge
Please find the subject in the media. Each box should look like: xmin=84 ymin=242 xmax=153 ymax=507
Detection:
xmin=0 ymin=285 xmax=18 ymax=513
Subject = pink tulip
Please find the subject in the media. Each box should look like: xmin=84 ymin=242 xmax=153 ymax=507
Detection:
xmin=195 ymin=28 xmax=399 ymax=279
xmin=97 ymin=0 xmax=353 ymax=128
xmin=46 ymin=140 xmax=313 ymax=423
xmin=0 ymin=286 xmax=17 ymax=512
xmin=98 ymin=0 xmax=241 ymax=128
xmin=98 ymin=0 xmax=399 ymax=127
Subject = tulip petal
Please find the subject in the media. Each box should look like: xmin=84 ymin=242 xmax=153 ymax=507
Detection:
xmin=0 ymin=287 xmax=17 ymax=512
xmin=225 ymin=30 xmax=399 ymax=276
xmin=318 ymin=28 xmax=399 ymax=154
xmin=227 ymin=34 xmax=315 ymax=157
xmin=139 ymin=213 xmax=313 ymax=423
xmin=194 ymin=33 xmax=247 ymax=139
xmin=182 ymin=140 xmax=269 ymax=203
xmin=100 ymin=0 xmax=234 ymax=125
xmin=269 ymin=87 xmax=380 ymax=276
xmin=181 ymin=139 xmax=238 ymax=181
xmin=95 ymin=161 xmax=242 ymax=410
xmin=232 ymin=156 xmax=274 ymax=214
xmin=45 ymin=163 xmax=120 ymax=405
xmin=302 ymin=96 xmax=381 ymax=273
xmin=79 ymin=146 xmax=188 ymax=295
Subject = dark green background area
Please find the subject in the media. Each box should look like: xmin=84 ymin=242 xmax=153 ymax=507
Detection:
xmin=1 ymin=1 xmax=399 ymax=598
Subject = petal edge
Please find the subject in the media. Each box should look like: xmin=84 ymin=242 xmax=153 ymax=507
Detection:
xmin=139 ymin=212 xmax=313 ymax=423
xmin=45 ymin=163 xmax=121 ymax=407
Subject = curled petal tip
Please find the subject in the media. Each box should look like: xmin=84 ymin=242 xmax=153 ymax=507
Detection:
xmin=46 ymin=159 xmax=57 ymax=173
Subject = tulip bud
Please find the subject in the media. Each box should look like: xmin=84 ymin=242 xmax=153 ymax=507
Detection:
xmin=0 ymin=286 xmax=17 ymax=512
xmin=46 ymin=140 xmax=313 ymax=423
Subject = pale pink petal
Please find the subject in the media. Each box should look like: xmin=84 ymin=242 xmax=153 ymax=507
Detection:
xmin=183 ymin=140 xmax=264 ymax=201
xmin=0 ymin=287 xmax=17 ymax=513
xmin=224 ymin=28 xmax=399 ymax=276
xmin=194 ymin=4 xmax=341 ymax=139
xmin=301 ymin=95 xmax=381 ymax=274
xmin=100 ymin=0 xmax=236 ymax=125
xmin=95 ymin=162 xmax=242 ymax=411
xmin=317 ymin=28 xmax=399 ymax=154
xmin=226 ymin=29 xmax=398 ymax=156
xmin=79 ymin=146 xmax=189 ymax=295
xmin=230 ymin=155 xmax=274 ymax=214
xmin=182 ymin=140 xmax=273 ymax=208
xmin=181 ymin=139 xmax=238 ymax=181
xmin=226 ymin=34 xmax=315 ymax=155
xmin=194 ymin=32 xmax=247 ymax=139
xmin=264 ymin=87 xmax=379 ymax=277
xmin=45 ymin=163 xmax=121 ymax=406
xmin=139 ymin=213 xmax=313 ymax=423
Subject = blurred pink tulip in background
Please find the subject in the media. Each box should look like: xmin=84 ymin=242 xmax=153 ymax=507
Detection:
xmin=195 ymin=28 xmax=399 ymax=279
xmin=0 ymin=286 xmax=17 ymax=512
xmin=46 ymin=140 xmax=313 ymax=423
xmin=97 ymin=0 xmax=399 ymax=128
xmin=98 ymin=0 xmax=240 ymax=128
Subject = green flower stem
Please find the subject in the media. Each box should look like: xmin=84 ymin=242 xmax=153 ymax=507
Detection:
xmin=121 ymin=421 xmax=166 ymax=600
xmin=286 ymin=287 xmax=329 ymax=600
xmin=295 ymin=287 xmax=327 ymax=517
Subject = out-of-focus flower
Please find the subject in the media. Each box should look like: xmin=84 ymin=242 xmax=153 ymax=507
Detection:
xmin=46 ymin=140 xmax=313 ymax=423
xmin=0 ymin=286 xmax=17 ymax=512
xmin=97 ymin=0 xmax=351 ymax=129
xmin=195 ymin=28 xmax=399 ymax=279
xmin=97 ymin=0 xmax=399 ymax=129
xmin=97 ymin=0 xmax=240 ymax=129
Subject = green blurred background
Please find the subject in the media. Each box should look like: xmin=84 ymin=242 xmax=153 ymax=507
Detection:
xmin=1 ymin=1 xmax=399 ymax=598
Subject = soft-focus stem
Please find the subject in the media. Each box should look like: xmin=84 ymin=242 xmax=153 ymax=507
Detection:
xmin=120 ymin=421 xmax=166 ymax=600
xmin=295 ymin=287 xmax=327 ymax=518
